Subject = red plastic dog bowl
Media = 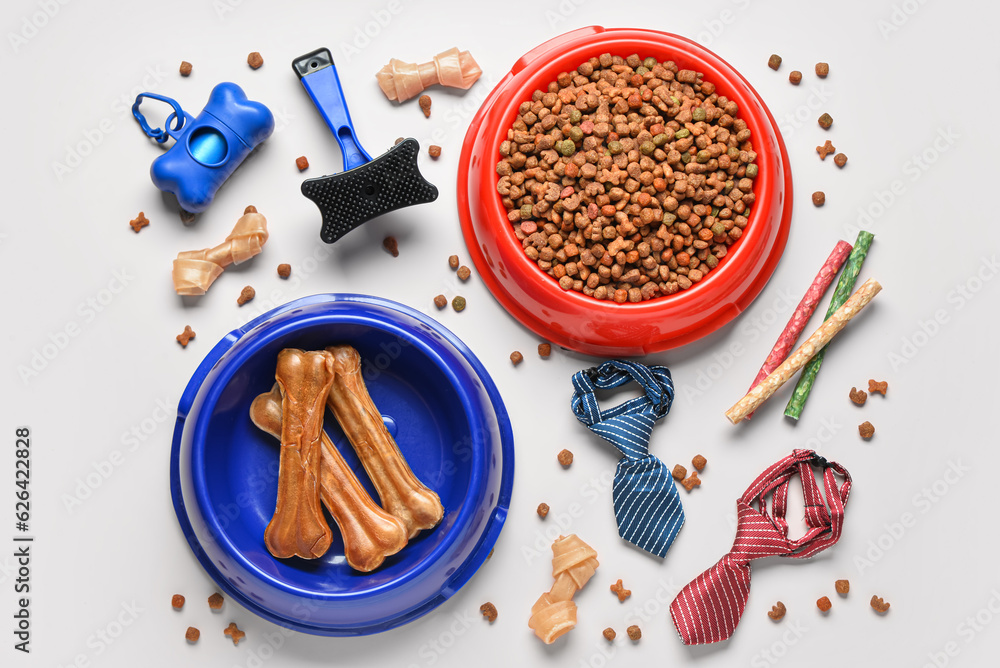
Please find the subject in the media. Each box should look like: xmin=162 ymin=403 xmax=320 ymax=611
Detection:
xmin=457 ymin=26 xmax=792 ymax=357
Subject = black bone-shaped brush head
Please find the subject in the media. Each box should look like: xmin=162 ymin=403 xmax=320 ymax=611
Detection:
xmin=301 ymin=138 xmax=438 ymax=244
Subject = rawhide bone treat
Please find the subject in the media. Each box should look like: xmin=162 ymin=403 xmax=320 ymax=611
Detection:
xmin=325 ymin=345 xmax=444 ymax=538
xmin=264 ymin=349 xmax=336 ymax=559
xmin=172 ymin=207 xmax=268 ymax=295
xmin=725 ymin=278 xmax=882 ymax=423
xmin=528 ymin=534 xmax=599 ymax=644
xmin=250 ymin=384 xmax=408 ymax=572
xmin=744 ymin=240 xmax=852 ymax=419
xmin=376 ymin=47 xmax=482 ymax=102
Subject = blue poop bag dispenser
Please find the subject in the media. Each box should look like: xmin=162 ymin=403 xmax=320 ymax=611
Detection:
xmin=132 ymin=83 xmax=274 ymax=213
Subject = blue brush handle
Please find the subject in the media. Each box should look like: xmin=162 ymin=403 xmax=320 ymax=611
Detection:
xmin=293 ymin=48 xmax=371 ymax=171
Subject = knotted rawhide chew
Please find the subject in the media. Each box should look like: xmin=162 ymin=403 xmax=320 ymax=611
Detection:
xmin=571 ymin=360 xmax=684 ymax=557
xmin=171 ymin=206 xmax=268 ymax=295
xmin=376 ymin=47 xmax=482 ymax=102
xmin=528 ymin=534 xmax=599 ymax=644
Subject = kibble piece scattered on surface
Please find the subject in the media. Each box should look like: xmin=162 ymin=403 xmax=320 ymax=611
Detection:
xmin=812 ymin=191 xmax=826 ymax=207
xmin=179 ymin=61 xmax=193 ymax=77
xmin=817 ymin=140 xmax=836 ymax=160
xmin=817 ymin=596 xmax=832 ymax=612
xmin=870 ymin=595 xmax=890 ymax=613
xmin=849 ymin=387 xmax=867 ymax=406
xmin=859 ymin=421 xmax=875 ymax=439
xmin=834 ymin=153 xmax=848 ymax=168
xmin=224 ymin=622 xmax=245 ymax=645
xmin=536 ymin=503 xmax=549 ymax=518
xmin=433 ymin=294 xmax=447 ymax=309
xmin=603 ymin=627 xmax=616 ymax=641
xmin=692 ymin=455 xmax=707 ymax=471
xmin=448 ymin=254 xmax=460 ymax=269
xmin=185 ymin=626 xmax=200 ymax=643
xmin=383 ymin=235 xmax=399 ymax=257
xmin=237 ymin=285 xmax=255 ymax=306
xmin=176 ymin=326 xmax=196 ymax=348
xmin=815 ymin=62 xmax=830 ymax=78
xmin=627 ymin=625 xmax=641 ymax=641
xmin=172 ymin=594 xmax=185 ymax=610
xmin=208 ymin=593 xmax=225 ymax=610
xmin=247 ymin=52 xmax=264 ymax=69
xmin=818 ymin=113 xmax=833 ymax=129
xmin=610 ymin=579 xmax=631 ymax=602
xmin=129 ymin=211 xmax=149 ymax=233
xmin=868 ymin=379 xmax=888 ymax=395
xmin=457 ymin=266 xmax=472 ymax=281
xmin=479 ymin=602 xmax=498 ymax=622
xmin=557 ymin=449 xmax=573 ymax=467
xmin=394 ymin=137 xmax=404 ymax=146
xmin=418 ymin=94 xmax=432 ymax=118
xmin=295 ymin=156 xmax=309 ymax=171
xmin=681 ymin=472 xmax=701 ymax=491
xmin=452 ymin=296 xmax=466 ymax=312
xmin=510 ymin=351 xmax=523 ymax=366
xmin=428 ymin=145 xmax=441 ymax=158
xmin=672 ymin=464 xmax=687 ymax=481
xmin=180 ymin=209 xmax=196 ymax=224
xmin=789 ymin=70 xmax=802 ymax=85
xmin=277 ymin=263 xmax=291 ymax=278
xmin=538 ymin=343 xmax=552 ymax=357
xmin=768 ymin=54 xmax=782 ymax=70
xmin=768 ymin=602 xmax=786 ymax=621
xmin=835 ymin=580 xmax=850 ymax=595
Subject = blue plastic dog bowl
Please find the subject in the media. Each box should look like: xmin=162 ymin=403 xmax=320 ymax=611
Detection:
xmin=169 ymin=294 xmax=514 ymax=635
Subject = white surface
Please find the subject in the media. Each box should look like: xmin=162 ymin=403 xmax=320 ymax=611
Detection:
xmin=2 ymin=0 xmax=998 ymax=666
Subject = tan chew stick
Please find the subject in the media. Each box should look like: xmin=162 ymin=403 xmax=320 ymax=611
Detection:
xmin=724 ymin=278 xmax=882 ymax=424
xmin=172 ymin=207 xmax=268 ymax=295
xmin=528 ymin=534 xmax=600 ymax=644
xmin=325 ymin=345 xmax=444 ymax=538
xmin=251 ymin=384 xmax=409 ymax=572
xmin=264 ymin=349 xmax=335 ymax=559
xmin=376 ymin=47 xmax=482 ymax=102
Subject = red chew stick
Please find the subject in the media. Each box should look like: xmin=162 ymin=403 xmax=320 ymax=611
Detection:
xmin=745 ymin=240 xmax=853 ymax=420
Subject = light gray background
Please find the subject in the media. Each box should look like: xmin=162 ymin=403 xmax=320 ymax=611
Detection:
xmin=2 ymin=0 xmax=997 ymax=666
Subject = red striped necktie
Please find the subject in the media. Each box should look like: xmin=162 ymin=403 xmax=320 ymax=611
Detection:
xmin=669 ymin=449 xmax=851 ymax=645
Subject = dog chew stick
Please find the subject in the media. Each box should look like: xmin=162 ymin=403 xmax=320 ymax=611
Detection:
xmin=172 ymin=206 xmax=268 ymax=295
xmin=725 ymin=278 xmax=882 ymax=424
xmin=265 ymin=349 xmax=336 ymax=559
xmin=744 ymin=240 xmax=853 ymax=420
xmin=783 ymin=231 xmax=875 ymax=420
xmin=325 ymin=345 xmax=444 ymax=538
xmin=251 ymin=384 xmax=409 ymax=572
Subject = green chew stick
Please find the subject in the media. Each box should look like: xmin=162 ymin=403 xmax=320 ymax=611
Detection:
xmin=783 ymin=230 xmax=875 ymax=420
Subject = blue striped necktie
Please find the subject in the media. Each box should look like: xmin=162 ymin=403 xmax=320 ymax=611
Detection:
xmin=570 ymin=360 xmax=684 ymax=558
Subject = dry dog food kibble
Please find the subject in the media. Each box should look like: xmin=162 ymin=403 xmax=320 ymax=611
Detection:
xmin=817 ymin=596 xmax=832 ymax=612
xmin=277 ymin=263 xmax=291 ymax=278
xmin=558 ymin=449 xmax=573 ymax=467
xmin=681 ymin=472 xmax=701 ymax=491
xmin=610 ymin=579 xmax=631 ymax=602
xmin=428 ymin=145 xmax=442 ymax=158
xmin=208 ymin=592 xmax=225 ymax=610
xmin=849 ymin=387 xmax=867 ymax=405
xmin=419 ymin=94 xmax=432 ymax=118
xmin=247 ymin=52 xmax=263 ymax=69
xmin=834 ymin=153 xmax=848 ymax=168
xmin=296 ymin=156 xmax=309 ymax=171
xmin=480 ymin=602 xmax=498 ymax=622
xmin=448 ymin=254 xmax=460 ymax=269
xmin=237 ymin=285 xmax=255 ymax=306
xmin=172 ymin=594 xmax=186 ymax=610
xmin=537 ymin=502 xmax=550 ymax=518
xmin=817 ymin=140 xmax=836 ymax=160
xmin=818 ymin=113 xmax=833 ymax=129
xmin=789 ymin=70 xmax=802 ymax=85
xmin=433 ymin=294 xmax=447 ymax=309
xmin=180 ymin=61 xmax=193 ymax=77
xmin=224 ymin=622 xmax=245 ymax=645
xmin=496 ymin=54 xmax=759 ymax=302
xmin=815 ymin=62 xmax=830 ymax=78
xmin=383 ymin=235 xmax=399 ymax=257
xmin=859 ymin=421 xmax=875 ymax=439
xmin=868 ymin=379 xmax=888 ymax=395
xmin=510 ymin=351 xmax=524 ymax=366
xmin=130 ymin=211 xmax=149 ymax=233
xmin=672 ymin=464 xmax=687 ymax=480
xmin=692 ymin=454 xmax=707 ymax=471
xmin=812 ymin=191 xmax=825 ymax=207
xmin=836 ymin=579 xmax=850 ymax=595
xmin=538 ymin=342 xmax=552 ymax=357
xmin=180 ymin=209 xmax=196 ymax=224
xmin=870 ymin=595 xmax=890 ymax=613
xmin=603 ymin=627 xmax=616 ymax=641
xmin=185 ymin=626 xmax=200 ymax=643
xmin=768 ymin=602 xmax=786 ymax=621
xmin=176 ymin=326 xmax=196 ymax=348
xmin=452 ymin=296 xmax=466 ymax=312
xmin=627 ymin=625 xmax=642 ymax=641
xmin=457 ymin=266 xmax=472 ymax=281
xmin=768 ymin=54 xmax=782 ymax=70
